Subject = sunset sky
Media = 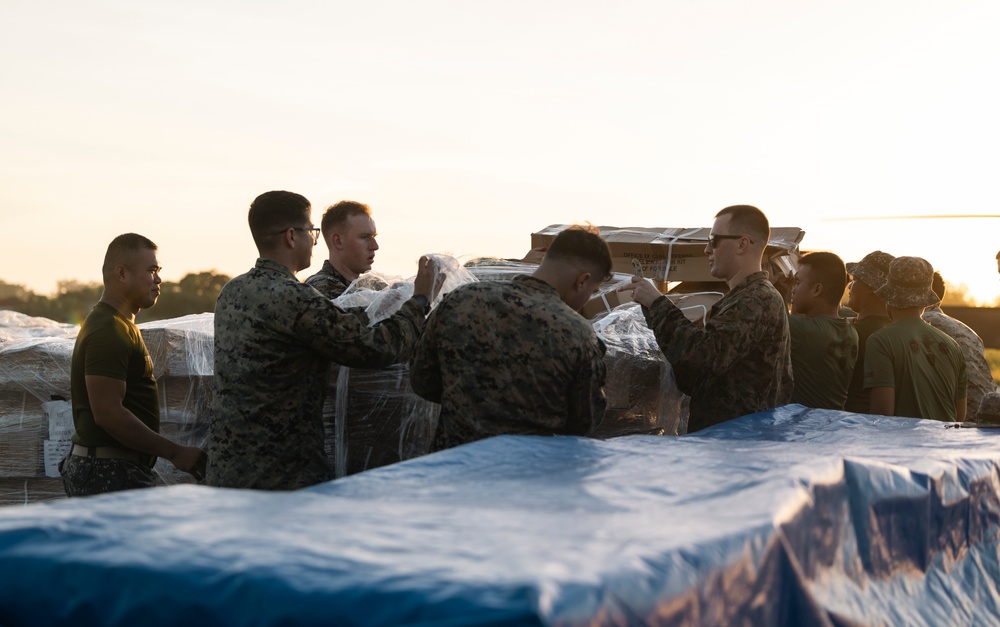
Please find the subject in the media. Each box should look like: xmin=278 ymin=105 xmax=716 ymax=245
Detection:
xmin=3 ymin=1 xmax=999 ymax=303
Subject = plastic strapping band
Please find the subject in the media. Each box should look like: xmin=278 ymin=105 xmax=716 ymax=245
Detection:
xmin=661 ymin=228 xmax=701 ymax=284
xmin=679 ymin=305 xmax=710 ymax=327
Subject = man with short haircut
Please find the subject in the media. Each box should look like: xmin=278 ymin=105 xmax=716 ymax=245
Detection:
xmin=61 ymin=233 xmax=207 ymax=496
xmin=922 ymin=271 xmax=995 ymax=418
xmin=410 ymin=225 xmax=610 ymax=452
xmin=787 ymin=251 xmax=858 ymax=410
xmin=206 ymin=191 xmax=438 ymax=490
xmin=624 ymin=205 xmax=792 ymax=432
xmin=865 ymin=257 xmax=967 ymax=422
xmin=305 ymin=200 xmax=384 ymax=299
xmin=843 ymin=251 xmax=894 ymax=413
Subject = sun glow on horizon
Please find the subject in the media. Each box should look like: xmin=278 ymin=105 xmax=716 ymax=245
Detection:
xmin=2 ymin=1 xmax=999 ymax=306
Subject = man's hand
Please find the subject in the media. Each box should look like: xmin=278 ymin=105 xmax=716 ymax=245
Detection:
xmin=170 ymin=445 xmax=208 ymax=481
xmin=413 ymin=255 xmax=441 ymax=300
xmin=619 ymin=275 xmax=662 ymax=308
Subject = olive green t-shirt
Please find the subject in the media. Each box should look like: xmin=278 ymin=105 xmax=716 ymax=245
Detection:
xmin=864 ymin=318 xmax=967 ymax=422
xmin=844 ymin=315 xmax=892 ymax=414
xmin=70 ymin=302 xmax=160 ymax=447
xmin=788 ymin=315 xmax=859 ymax=410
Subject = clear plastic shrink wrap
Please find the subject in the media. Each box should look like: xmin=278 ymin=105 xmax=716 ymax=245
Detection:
xmin=0 ymin=313 xmax=77 ymax=503
xmin=326 ymin=258 xmax=477 ymax=477
xmin=138 ymin=314 xmax=214 ymax=485
xmin=0 ymin=312 xmax=214 ymax=505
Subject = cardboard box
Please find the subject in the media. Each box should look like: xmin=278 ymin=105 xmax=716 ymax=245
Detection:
xmin=580 ymin=274 xmax=726 ymax=323
xmin=531 ymin=225 xmax=804 ymax=283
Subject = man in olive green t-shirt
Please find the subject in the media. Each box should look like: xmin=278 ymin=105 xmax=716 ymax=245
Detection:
xmin=787 ymin=252 xmax=858 ymax=410
xmin=865 ymin=257 xmax=967 ymax=422
xmin=60 ymin=233 xmax=206 ymax=497
xmin=843 ymin=251 xmax=894 ymax=414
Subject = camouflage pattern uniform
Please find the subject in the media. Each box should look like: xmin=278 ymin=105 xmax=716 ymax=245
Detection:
xmin=922 ymin=304 xmax=996 ymax=417
xmin=304 ymin=260 xmax=389 ymax=300
xmin=205 ymin=258 xmax=425 ymax=490
xmin=304 ymin=260 xmax=353 ymax=299
xmin=59 ymin=456 xmax=156 ymax=497
xmin=409 ymin=275 xmax=607 ymax=452
xmin=643 ymin=271 xmax=793 ymax=433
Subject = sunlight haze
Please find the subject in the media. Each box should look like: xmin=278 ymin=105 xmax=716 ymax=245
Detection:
xmin=3 ymin=1 xmax=999 ymax=304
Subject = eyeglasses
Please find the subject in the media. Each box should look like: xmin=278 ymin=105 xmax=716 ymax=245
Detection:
xmin=707 ymin=233 xmax=751 ymax=248
xmin=274 ymin=227 xmax=321 ymax=243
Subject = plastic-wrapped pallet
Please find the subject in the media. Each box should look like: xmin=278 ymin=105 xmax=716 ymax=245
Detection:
xmin=0 ymin=311 xmax=216 ymax=505
xmin=325 ymin=258 xmax=476 ymax=477
xmin=138 ymin=314 xmax=214 ymax=486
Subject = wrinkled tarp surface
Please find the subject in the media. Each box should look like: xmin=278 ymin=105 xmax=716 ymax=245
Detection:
xmin=1 ymin=405 xmax=999 ymax=626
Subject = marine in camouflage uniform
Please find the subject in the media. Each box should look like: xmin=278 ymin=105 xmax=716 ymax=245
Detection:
xmin=643 ymin=272 xmax=793 ymax=432
xmin=922 ymin=304 xmax=994 ymax=418
xmin=206 ymin=258 xmax=427 ymax=491
xmin=304 ymin=259 xmax=354 ymax=299
xmin=410 ymin=275 xmax=608 ymax=451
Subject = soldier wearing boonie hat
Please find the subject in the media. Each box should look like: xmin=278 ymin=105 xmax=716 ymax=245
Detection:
xmin=864 ymin=256 xmax=968 ymax=422
xmin=846 ymin=251 xmax=894 ymax=292
xmin=843 ymin=251 xmax=895 ymax=413
xmin=874 ymin=256 xmax=940 ymax=309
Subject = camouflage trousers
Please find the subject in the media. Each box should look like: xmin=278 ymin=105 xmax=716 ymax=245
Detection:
xmin=59 ymin=454 xmax=156 ymax=497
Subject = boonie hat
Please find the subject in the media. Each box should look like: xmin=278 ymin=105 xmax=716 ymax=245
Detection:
xmin=977 ymin=393 xmax=1000 ymax=425
xmin=874 ymin=256 xmax=940 ymax=309
xmin=846 ymin=250 xmax=894 ymax=290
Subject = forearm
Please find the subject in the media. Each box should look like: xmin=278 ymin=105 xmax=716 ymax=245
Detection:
xmin=956 ymin=397 xmax=967 ymax=422
xmin=94 ymin=407 xmax=179 ymax=460
xmin=868 ymin=387 xmax=895 ymax=416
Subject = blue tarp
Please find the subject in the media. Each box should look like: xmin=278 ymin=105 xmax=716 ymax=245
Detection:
xmin=1 ymin=405 xmax=999 ymax=626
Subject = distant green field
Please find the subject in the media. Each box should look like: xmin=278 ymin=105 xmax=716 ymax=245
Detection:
xmin=986 ymin=349 xmax=1000 ymax=385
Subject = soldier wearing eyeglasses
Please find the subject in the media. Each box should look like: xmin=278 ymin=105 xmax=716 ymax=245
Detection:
xmin=622 ymin=205 xmax=792 ymax=433
xmin=204 ymin=191 xmax=439 ymax=490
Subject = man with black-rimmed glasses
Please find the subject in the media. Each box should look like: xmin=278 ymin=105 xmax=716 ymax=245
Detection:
xmin=621 ymin=205 xmax=792 ymax=432
xmin=205 ymin=190 xmax=439 ymax=490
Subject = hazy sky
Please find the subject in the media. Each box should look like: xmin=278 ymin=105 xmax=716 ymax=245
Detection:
xmin=3 ymin=1 xmax=999 ymax=302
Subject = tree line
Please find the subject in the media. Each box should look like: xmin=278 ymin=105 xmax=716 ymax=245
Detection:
xmin=0 ymin=271 xmax=232 ymax=324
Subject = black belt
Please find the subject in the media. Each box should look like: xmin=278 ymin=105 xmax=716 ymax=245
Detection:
xmin=71 ymin=444 xmax=156 ymax=468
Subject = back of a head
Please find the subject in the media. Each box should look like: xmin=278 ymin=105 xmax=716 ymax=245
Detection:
xmin=320 ymin=200 xmax=372 ymax=238
xmin=102 ymin=233 xmax=157 ymax=283
xmin=248 ymin=191 xmax=311 ymax=252
xmin=715 ymin=205 xmax=770 ymax=247
xmin=931 ymin=271 xmax=946 ymax=301
xmin=544 ymin=225 xmax=612 ymax=279
xmin=800 ymin=251 xmax=848 ymax=306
